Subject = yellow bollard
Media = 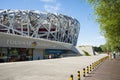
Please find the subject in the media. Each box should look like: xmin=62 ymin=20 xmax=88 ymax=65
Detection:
xmin=95 ymin=61 xmax=97 ymax=67
xmin=100 ymin=59 xmax=102 ymax=63
xmin=97 ymin=60 xmax=99 ymax=66
xmin=94 ymin=62 xmax=96 ymax=68
xmin=87 ymin=66 xmax=89 ymax=74
xmin=69 ymin=75 xmax=73 ymax=80
xmin=77 ymin=71 xmax=80 ymax=80
xmin=83 ymin=68 xmax=86 ymax=77
xmin=92 ymin=63 xmax=94 ymax=70
xmin=99 ymin=60 xmax=100 ymax=65
xmin=90 ymin=65 xmax=92 ymax=71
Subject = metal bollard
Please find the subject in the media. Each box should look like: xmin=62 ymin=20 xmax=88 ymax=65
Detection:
xmin=95 ymin=61 xmax=97 ymax=67
xmin=87 ymin=66 xmax=89 ymax=74
xmin=83 ymin=68 xmax=86 ymax=77
xmin=77 ymin=71 xmax=80 ymax=80
xmin=98 ymin=60 xmax=100 ymax=65
xmin=92 ymin=63 xmax=94 ymax=70
xmin=94 ymin=62 xmax=95 ymax=68
xmin=90 ymin=65 xmax=92 ymax=71
xmin=69 ymin=75 xmax=73 ymax=80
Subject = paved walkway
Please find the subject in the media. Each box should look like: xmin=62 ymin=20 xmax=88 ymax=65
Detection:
xmin=84 ymin=55 xmax=120 ymax=80
xmin=0 ymin=54 xmax=107 ymax=80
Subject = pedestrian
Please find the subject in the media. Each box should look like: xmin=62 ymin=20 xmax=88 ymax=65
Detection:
xmin=38 ymin=57 xmax=40 ymax=60
xmin=113 ymin=53 xmax=116 ymax=59
xmin=49 ymin=54 xmax=52 ymax=59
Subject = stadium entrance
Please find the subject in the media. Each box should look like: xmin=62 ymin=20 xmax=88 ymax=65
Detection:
xmin=0 ymin=48 xmax=33 ymax=62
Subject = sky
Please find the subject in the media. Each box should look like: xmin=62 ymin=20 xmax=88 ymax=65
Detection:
xmin=0 ymin=0 xmax=106 ymax=47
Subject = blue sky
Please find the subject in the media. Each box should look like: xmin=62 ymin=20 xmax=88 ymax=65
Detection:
xmin=0 ymin=0 xmax=106 ymax=46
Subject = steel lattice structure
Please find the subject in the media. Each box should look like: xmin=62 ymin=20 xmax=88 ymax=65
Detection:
xmin=0 ymin=9 xmax=80 ymax=46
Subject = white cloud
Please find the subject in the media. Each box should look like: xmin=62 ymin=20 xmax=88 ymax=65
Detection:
xmin=44 ymin=3 xmax=61 ymax=13
xmin=40 ymin=0 xmax=56 ymax=2
xmin=79 ymin=42 xmax=92 ymax=46
xmin=96 ymin=36 xmax=105 ymax=39
xmin=41 ymin=0 xmax=60 ymax=13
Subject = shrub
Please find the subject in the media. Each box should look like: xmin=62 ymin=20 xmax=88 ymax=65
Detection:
xmin=82 ymin=50 xmax=91 ymax=56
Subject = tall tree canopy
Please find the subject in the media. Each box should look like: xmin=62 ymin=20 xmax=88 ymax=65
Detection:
xmin=88 ymin=0 xmax=120 ymax=52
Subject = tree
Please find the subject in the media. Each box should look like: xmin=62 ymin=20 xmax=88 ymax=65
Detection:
xmin=93 ymin=46 xmax=103 ymax=53
xmin=88 ymin=0 xmax=120 ymax=52
xmin=100 ymin=44 xmax=108 ymax=52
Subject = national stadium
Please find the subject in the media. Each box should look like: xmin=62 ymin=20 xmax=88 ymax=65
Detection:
xmin=0 ymin=9 xmax=80 ymax=62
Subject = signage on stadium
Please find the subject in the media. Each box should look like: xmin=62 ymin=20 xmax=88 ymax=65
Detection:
xmin=7 ymin=40 xmax=31 ymax=45
xmin=6 ymin=40 xmax=38 ymax=47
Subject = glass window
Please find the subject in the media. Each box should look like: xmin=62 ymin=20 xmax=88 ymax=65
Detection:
xmin=0 ymin=48 xmax=8 ymax=62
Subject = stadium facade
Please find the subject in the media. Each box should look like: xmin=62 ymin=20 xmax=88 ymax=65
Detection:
xmin=0 ymin=9 xmax=80 ymax=62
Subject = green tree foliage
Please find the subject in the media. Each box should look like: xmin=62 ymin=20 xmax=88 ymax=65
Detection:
xmin=99 ymin=44 xmax=108 ymax=52
xmin=88 ymin=0 xmax=120 ymax=51
xmin=93 ymin=46 xmax=103 ymax=53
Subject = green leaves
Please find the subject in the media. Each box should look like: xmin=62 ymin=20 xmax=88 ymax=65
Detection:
xmin=88 ymin=0 xmax=120 ymax=51
xmin=82 ymin=50 xmax=91 ymax=56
